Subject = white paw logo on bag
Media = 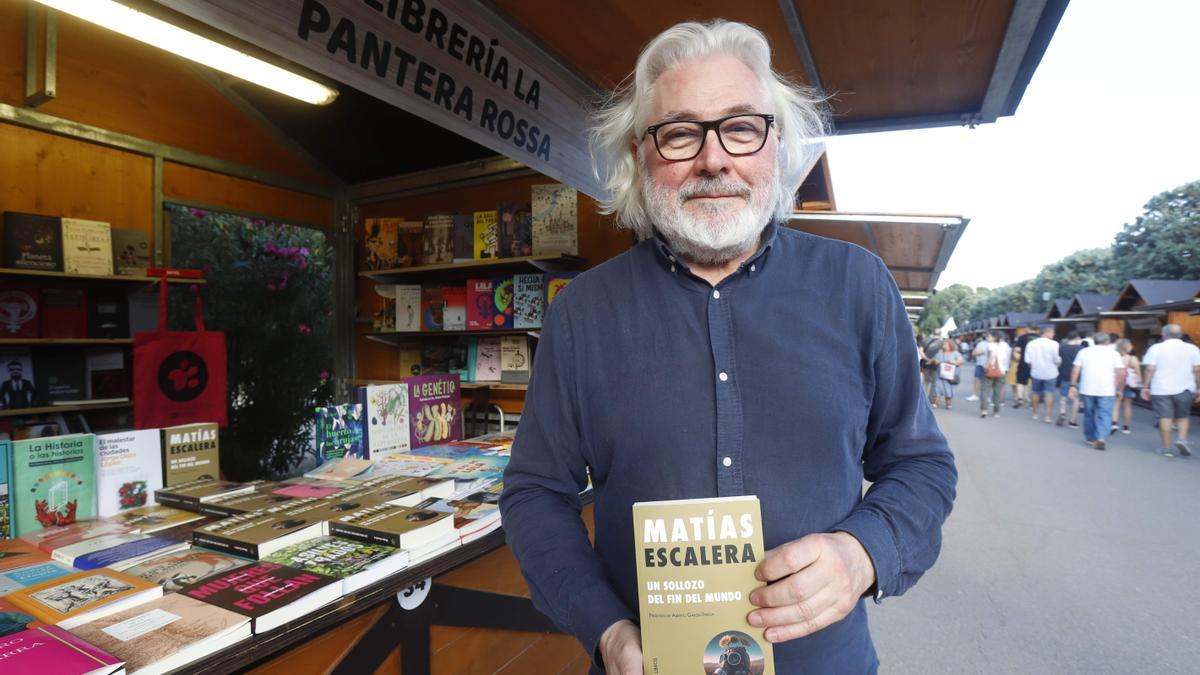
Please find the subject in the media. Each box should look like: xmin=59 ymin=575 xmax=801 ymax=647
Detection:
xmin=157 ymin=350 xmax=209 ymax=402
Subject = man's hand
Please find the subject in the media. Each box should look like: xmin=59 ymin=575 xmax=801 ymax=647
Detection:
xmin=1141 ymin=388 xmax=1152 ymax=402
xmin=598 ymin=619 xmax=642 ymax=675
xmin=747 ymin=532 xmax=875 ymax=643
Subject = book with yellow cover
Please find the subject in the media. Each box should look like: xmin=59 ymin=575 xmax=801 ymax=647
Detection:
xmin=633 ymin=495 xmax=773 ymax=675
xmin=5 ymin=567 xmax=163 ymax=629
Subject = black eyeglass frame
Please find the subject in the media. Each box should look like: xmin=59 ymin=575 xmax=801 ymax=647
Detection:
xmin=643 ymin=113 xmax=776 ymax=161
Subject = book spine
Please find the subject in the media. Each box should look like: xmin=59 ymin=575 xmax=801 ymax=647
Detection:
xmin=328 ymin=522 xmax=400 ymax=548
xmin=191 ymin=531 xmax=259 ymax=558
xmin=50 ymin=549 xmax=77 ymax=567
xmin=198 ymin=503 xmax=242 ymax=518
xmin=155 ymin=492 xmax=199 ymax=511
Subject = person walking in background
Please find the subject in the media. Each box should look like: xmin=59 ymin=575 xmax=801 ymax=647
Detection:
xmin=1013 ymin=326 xmax=1036 ymax=409
xmin=1069 ymin=332 xmax=1125 ymax=450
xmin=1003 ymin=333 xmax=1020 ymax=407
xmin=1140 ymin=324 xmax=1200 ymax=457
xmin=1115 ymin=339 xmax=1142 ymax=435
xmin=981 ymin=333 xmax=1011 ymax=418
xmin=967 ymin=335 xmax=988 ymax=402
xmin=1057 ymin=331 xmax=1084 ymax=428
xmin=1024 ymin=326 xmax=1061 ymax=424
xmin=932 ymin=339 xmax=965 ymax=410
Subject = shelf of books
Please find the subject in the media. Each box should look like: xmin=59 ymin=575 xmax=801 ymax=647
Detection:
xmin=351 ymin=378 xmax=529 ymax=392
xmin=0 ymin=267 xmax=206 ymax=285
xmin=0 ymin=400 xmax=131 ymax=418
xmin=363 ymin=328 xmax=540 ymax=345
xmin=0 ymin=338 xmax=134 ymax=346
xmin=358 ymin=253 xmax=585 ymax=283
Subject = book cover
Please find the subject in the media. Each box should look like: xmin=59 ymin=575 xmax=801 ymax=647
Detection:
xmin=498 ymin=202 xmax=533 ymax=258
xmin=492 ymin=277 xmax=514 ymax=329
xmin=633 ymin=496 xmax=773 ymax=675
xmin=88 ymin=289 xmax=130 ymax=339
xmin=12 ymin=434 xmax=97 ymax=536
xmin=154 ymin=478 xmax=253 ymax=512
xmin=0 ymin=560 xmax=75 ymax=595
xmin=421 ymin=286 xmax=444 ymax=331
xmin=362 ymin=218 xmax=400 ymax=270
xmin=407 ymin=374 xmax=462 ymax=449
xmin=95 ymin=429 xmax=163 ymax=517
xmin=106 ymin=504 xmax=203 ymax=534
xmin=472 ymin=336 xmax=502 ymax=383
xmin=358 ymin=384 xmax=410 ymax=458
xmin=19 ymin=519 xmax=135 ymax=553
xmin=262 ymin=536 xmax=408 ymax=594
xmin=500 ymin=335 xmax=531 ymax=384
xmin=303 ymin=457 xmax=374 ymax=482
xmin=328 ymin=502 xmax=454 ymax=550
xmin=61 ymin=218 xmax=114 ymax=276
xmin=160 ymin=422 xmax=219 ymax=486
xmin=177 ymin=561 xmax=340 ymax=634
xmin=531 ymin=184 xmax=579 ymax=256
xmin=40 ymin=288 xmax=88 ymax=338
xmin=353 ymin=474 xmax=454 ymax=506
xmin=0 ymin=350 xmax=37 ymax=410
xmin=513 ymin=273 xmax=544 ymax=329
xmin=0 ymin=284 xmax=39 ymax=338
xmin=394 ymin=284 xmax=422 ymax=332
xmin=545 ymin=271 xmax=579 ymax=307
xmin=0 ymin=538 xmax=47 ymax=571
xmin=67 ymin=592 xmax=252 ymax=675
xmin=448 ymin=336 xmax=470 ymax=381
xmin=465 ymin=279 xmax=494 ymax=331
xmin=111 ymin=227 xmax=150 ymax=276
xmin=51 ymin=533 xmax=187 ymax=571
xmin=34 ymin=349 xmax=85 ymax=403
xmin=372 ymin=284 xmax=397 ymax=332
xmin=0 ymin=439 xmax=10 ymax=537
xmin=6 ymin=567 xmax=162 ymax=630
xmin=426 ymin=456 xmax=508 ymax=483
xmin=0 ymin=625 xmax=123 ymax=673
xmin=369 ymin=455 xmax=451 ymax=478
xmin=197 ymin=489 xmax=298 ymax=518
xmin=452 ymin=214 xmax=474 ymax=261
xmin=442 ymin=286 xmax=466 ymax=331
xmin=419 ymin=340 xmax=449 ymax=375
xmin=314 ymin=403 xmax=365 ymax=461
xmin=2 ymin=212 xmax=63 ymax=271
xmin=472 ymin=210 xmax=498 ymax=260
xmin=396 ymin=220 xmax=423 ymax=268
xmin=191 ymin=510 xmax=324 ymax=559
xmin=121 ymin=547 xmax=247 ymax=593
xmin=422 ymin=214 xmax=455 ymax=265
xmin=274 ymin=477 xmax=344 ymax=499
xmin=390 ymin=443 xmax=492 ymax=462
xmin=85 ymin=349 xmax=129 ymax=400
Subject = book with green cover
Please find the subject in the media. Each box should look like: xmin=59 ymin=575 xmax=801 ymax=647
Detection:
xmin=262 ymin=535 xmax=409 ymax=594
xmin=11 ymin=434 xmax=97 ymax=537
xmin=1 ymin=439 xmax=11 ymax=538
xmin=633 ymin=495 xmax=772 ymax=675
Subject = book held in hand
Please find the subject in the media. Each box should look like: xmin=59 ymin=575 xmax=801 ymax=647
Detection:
xmin=177 ymin=561 xmax=340 ymax=634
xmin=633 ymin=495 xmax=773 ymax=675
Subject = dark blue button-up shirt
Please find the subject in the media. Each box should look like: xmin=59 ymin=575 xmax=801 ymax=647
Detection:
xmin=501 ymin=223 xmax=956 ymax=674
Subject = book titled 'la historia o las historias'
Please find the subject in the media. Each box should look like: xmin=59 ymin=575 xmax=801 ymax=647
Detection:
xmin=633 ymin=495 xmax=773 ymax=675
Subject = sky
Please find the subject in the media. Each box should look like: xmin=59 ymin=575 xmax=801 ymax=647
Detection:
xmin=823 ymin=0 xmax=1200 ymax=291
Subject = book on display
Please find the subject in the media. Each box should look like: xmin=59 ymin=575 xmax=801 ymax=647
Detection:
xmin=154 ymin=479 xmax=255 ymax=512
xmin=262 ymin=536 xmax=409 ymax=594
xmin=159 ymin=423 xmax=219 ymax=487
xmin=191 ymin=510 xmax=324 ymax=559
xmin=106 ymin=504 xmax=204 ymax=533
xmin=176 ymin=561 xmax=340 ymax=634
xmin=0 ymin=625 xmax=124 ymax=674
xmin=11 ymin=434 xmax=97 ymax=536
xmin=121 ymin=548 xmax=248 ymax=593
xmin=48 ymin=532 xmax=188 ymax=570
xmin=5 ymin=567 xmax=163 ymax=629
xmin=95 ymin=430 xmax=163 ymax=517
xmin=328 ymin=502 xmax=454 ymax=550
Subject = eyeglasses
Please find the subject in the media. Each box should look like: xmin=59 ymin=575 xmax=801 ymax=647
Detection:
xmin=644 ymin=113 xmax=775 ymax=161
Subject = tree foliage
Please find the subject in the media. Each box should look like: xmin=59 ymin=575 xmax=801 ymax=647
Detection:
xmin=917 ymin=284 xmax=979 ymax=334
xmin=167 ymin=205 xmax=334 ymax=480
xmin=1112 ymin=180 xmax=1200 ymax=281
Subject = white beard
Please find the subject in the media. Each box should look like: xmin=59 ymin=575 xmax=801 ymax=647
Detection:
xmin=640 ymin=161 xmax=778 ymax=267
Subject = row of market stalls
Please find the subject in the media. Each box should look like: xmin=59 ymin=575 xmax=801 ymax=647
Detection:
xmin=951 ymin=279 xmax=1200 ymax=354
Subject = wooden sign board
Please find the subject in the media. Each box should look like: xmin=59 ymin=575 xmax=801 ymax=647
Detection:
xmin=153 ymin=0 xmax=605 ymax=198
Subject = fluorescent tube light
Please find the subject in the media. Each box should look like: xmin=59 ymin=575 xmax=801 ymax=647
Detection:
xmin=34 ymin=0 xmax=338 ymax=105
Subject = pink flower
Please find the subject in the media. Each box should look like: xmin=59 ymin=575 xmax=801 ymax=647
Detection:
xmin=298 ymin=323 xmax=312 ymax=334
xmin=299 ymin=247 xmax=310 ymax=258
xmin=189 ymin=208 xmax=208 ymax=218
xmin=319 ymin=370 xmax=330 ymax=382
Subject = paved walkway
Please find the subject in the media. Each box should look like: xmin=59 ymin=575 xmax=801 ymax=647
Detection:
xmin=866 ymin=371 xmax=1200 ymax=674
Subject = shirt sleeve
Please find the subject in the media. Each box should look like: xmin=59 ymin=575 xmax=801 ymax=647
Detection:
xmin=1142 ymin=345 xmax=1157 ymax=367
xmin=499 ymin=293 xmax=636 ymax=664
xmin=833 ymin=260 xmax=957 ymax=600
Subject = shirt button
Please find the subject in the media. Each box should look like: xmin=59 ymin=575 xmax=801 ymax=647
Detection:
xmin=750 ymin=264 xmax=756 ymax=272
xmin=719 ymin=372 xmax=728 ymax=382
xmin=712 ymin=290 xmax=721 ymax=299
xmin=722 ymin=457 xmax=732 ymax=467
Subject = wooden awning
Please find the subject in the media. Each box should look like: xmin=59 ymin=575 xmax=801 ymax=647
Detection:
xmin=787 ymin=212 xmax=968 ymax=292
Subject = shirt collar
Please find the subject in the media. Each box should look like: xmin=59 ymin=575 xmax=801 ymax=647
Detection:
xmin=650 ymin=221 xmax=779 ymax=278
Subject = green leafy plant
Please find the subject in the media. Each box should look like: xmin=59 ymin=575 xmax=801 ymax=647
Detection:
xmin=167 ymin=205 xmax=334 ymax=480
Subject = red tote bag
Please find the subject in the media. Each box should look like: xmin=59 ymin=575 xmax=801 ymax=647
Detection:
xmin=133 ymin=279 xmax=228 ymax=428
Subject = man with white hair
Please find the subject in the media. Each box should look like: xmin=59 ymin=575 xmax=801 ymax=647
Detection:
xmin=1068 ymin=332 xmax=1125 ymax=450
xmin=501 ymin=20 xmax=956 ymax=674
xmin=1140 ymin=324 xmax=1200 ymax=457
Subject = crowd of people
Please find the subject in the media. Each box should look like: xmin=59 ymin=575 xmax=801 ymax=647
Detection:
xmin=919 ymin=324 xmax=1200 ymax=456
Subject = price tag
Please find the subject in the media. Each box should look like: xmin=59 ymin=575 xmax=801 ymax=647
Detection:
xmin=397 ymin=578 xmax=432 ymax=610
